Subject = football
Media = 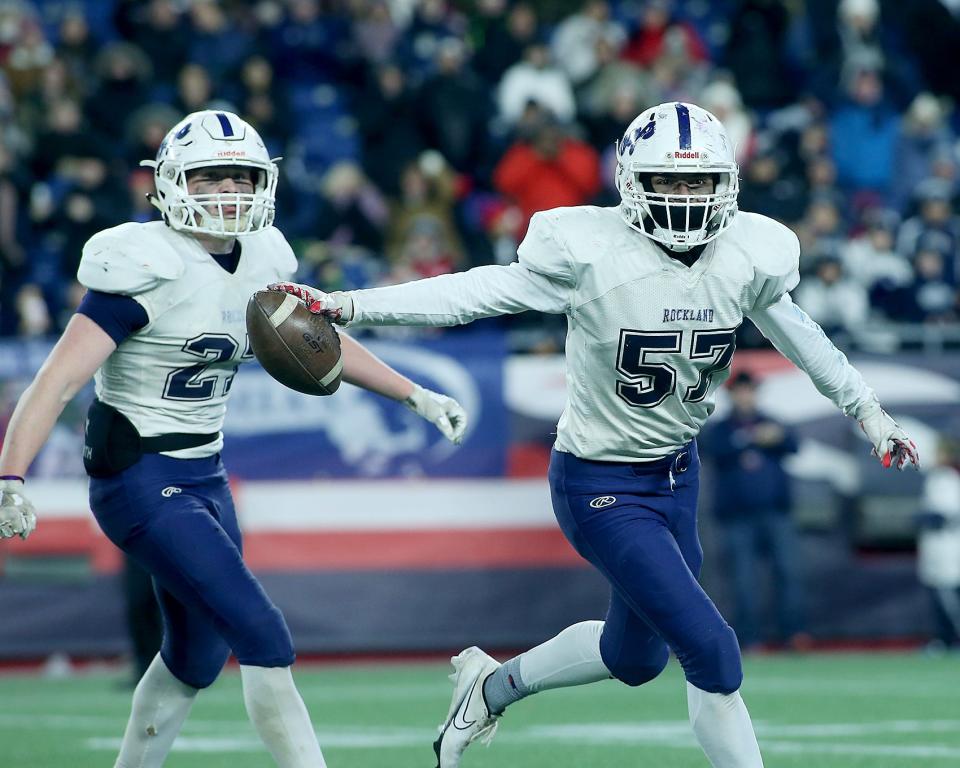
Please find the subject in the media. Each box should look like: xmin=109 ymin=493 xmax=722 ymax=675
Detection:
xmin=246 ymin=289 xmax=343 ymax=396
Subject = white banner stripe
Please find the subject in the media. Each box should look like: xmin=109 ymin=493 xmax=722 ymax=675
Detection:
xmin=23 ymin=479 xmax=556 ymax=529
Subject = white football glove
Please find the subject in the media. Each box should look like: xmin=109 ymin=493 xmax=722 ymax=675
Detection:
xmin=857 ymin=405 xmax=920 ymax=471
xmin=0 ymin=479 xmax=37 ymax=540
xmin=267 ymin=282 xmax=354 ymax=324
xmin=405 ymin=384 xmax=468 ymax=445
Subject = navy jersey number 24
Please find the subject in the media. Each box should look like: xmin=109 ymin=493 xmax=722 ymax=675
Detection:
xmin=163 ymin=333 xmax=255 ymax=401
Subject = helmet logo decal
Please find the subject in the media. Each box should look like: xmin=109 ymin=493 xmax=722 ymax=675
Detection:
xmin=619 ymin=119 xmax=656 ymax=156
xmin=174 ymin=122 xmax=192 ymax=140
xmin=675 ymin=103 xmax=692 ymax=150
xmin=216 ymin=112 xmax=235 ymax=137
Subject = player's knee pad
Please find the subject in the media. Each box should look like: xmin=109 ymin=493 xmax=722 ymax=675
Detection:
xmin=230 ymin=603 xmax=295 ymax=668
xmin=600 ymin=632 xmax=669 ymax=687
xmin=162 ymin=642 xmax=229 ymax=690
xmin=609 ymin=648 xmax=669 ymax=687
xmin=680 ymin=622 xmax=743 ymax=694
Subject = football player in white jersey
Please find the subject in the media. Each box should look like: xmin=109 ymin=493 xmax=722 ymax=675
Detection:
xmin=272 ymin=101 xmax=919 ymax=768
xmin=0 ymin=110 xmax=466 ymax=768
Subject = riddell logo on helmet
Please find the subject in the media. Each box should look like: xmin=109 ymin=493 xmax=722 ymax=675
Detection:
xmin=673 ymin=151 xmax=701 ymax=159
xmin=216 ymin=150 xmax=247 ymax=157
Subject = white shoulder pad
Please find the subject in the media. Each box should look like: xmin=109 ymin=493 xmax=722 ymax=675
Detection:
xmin=243 ymin=226 xmax=298 ymax=280
xmin=734 ymin=213 xmax=801 ymax=310
xmin=517 ymin=209 xmax=577 ymax=285
xmin=77 ymin=223 xmax=185 ymax=295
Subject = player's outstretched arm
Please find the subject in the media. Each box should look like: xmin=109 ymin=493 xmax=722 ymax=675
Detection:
xmin=748 ymin=295 xmax=919 ymax=470
xmin=269 ymin=261 xmax=571 ymax=328
xmin=273 ymin=209 xmax=575 ymax=327
xmin=0 ymin=314 xmax=117 ymax=539
xmin=337 ymin=333 xmax=467 ymax=444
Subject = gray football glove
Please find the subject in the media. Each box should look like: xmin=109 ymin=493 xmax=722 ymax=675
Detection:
xmin=858 ymin=405 xmax=920 ymax=471
xmin=0 ymin=479 xmax=37 ymax=540
xmin=405 ymin=384 xmax=468 ymax=445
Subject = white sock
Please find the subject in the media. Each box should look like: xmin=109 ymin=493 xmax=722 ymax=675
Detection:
xmin=241 ymin=665 xmax=327 ymax=768
xmin=114 ymin=654 xmax=198 ymax=768
xmin=686 ymin=682 xmax=764 ymax=768
xmin=518 ymin=620 xmax=611 ymax=692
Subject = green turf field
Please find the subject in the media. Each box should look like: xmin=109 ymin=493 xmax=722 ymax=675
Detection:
xmin=1 ymin=652 xmax=958 ymax=767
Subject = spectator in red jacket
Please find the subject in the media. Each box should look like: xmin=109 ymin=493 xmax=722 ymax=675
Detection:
xmin=621 ymin=0 xmax=708 ymax=69
xmin=493 ymin=110 xmax=601 ymax=233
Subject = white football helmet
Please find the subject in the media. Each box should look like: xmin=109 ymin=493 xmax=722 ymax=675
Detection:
xmin=615 ymin=102 xmax=739 ymax=251
xmin=141 ymin=110 xmax=279 ymax=237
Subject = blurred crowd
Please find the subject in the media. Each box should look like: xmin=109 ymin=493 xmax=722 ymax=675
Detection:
xmin=1 ymin=0 xmax=959 ymax=346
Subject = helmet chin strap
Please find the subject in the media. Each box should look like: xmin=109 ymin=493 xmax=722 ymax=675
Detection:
xmin=621 ymin=209 xmax=697 ymax=252
xmin=660 ymin=240 xmax=696 ymax=254
xmin=622 ymin=209 xmax=707 ymax=260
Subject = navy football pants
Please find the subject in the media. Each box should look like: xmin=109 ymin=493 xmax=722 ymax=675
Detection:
xmin=549 ymin=444 xmax=742 ymax=694
xmin=90 ymin=454 xmax=294 ymax=689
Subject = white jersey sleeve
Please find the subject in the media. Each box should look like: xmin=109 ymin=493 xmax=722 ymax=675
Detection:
xmin=350 ymin=212 xmax=573 ymax=326
xmin=745 ymin=216 xmax=801 ymax=311
xmin=351 ymin=264 xmax=569 ymax=326
xmin=516 ymin=209 xmax=577 ymax=283
xmin=77 ymin=223 xmax=185 ymax=305
xmin=747 ymin=294 xmax=879 ymax=418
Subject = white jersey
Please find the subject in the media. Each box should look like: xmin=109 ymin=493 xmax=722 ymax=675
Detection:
xmin=346 ymin=206 xmax=879 ymax=461
xmin=77 ymin=221 xmax=297 ymax=458
xmin=918 ymin=467 xmax=960 ymax=588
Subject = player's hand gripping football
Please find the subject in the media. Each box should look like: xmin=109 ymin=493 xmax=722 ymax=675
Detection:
xmin=268 ymin=282 xmax=354 ymax=324
xmin=857 ymin=404 xmax=920 ymax=470
xmin=0 ymin=478 xmax=37 ymax=540
xmin=405 ymin=384 xmax=468 ymax=445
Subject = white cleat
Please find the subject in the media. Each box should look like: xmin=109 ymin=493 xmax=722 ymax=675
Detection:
xmin=433 ymin=646 xmax=502 ymax=768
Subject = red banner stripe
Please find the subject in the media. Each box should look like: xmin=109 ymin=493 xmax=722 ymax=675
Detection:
xmin=0 ymin=520 xmax=585 ymax=573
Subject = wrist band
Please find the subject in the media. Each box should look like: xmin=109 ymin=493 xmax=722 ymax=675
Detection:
xmin=0 ymin=475 xmax=24 ymax=482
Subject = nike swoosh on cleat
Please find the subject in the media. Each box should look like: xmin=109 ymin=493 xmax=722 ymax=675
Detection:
xmin=433 ymin=676 xmax=476 ymax=767
xmin=452 ymin=677 xmax=480 ymax=730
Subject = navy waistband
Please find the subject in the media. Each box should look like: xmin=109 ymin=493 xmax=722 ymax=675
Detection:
xmin=565 ymin=442 xmax=695 ymax=474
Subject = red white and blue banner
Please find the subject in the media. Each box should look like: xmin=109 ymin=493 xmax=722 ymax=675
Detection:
xmin=221 ymin=331 xmax=509 ymax=479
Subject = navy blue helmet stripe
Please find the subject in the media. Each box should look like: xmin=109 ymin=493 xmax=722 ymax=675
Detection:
xmin=675 ymin=103 xmax=692 ymax=150
xmin=216 ymin=112 xmax=235 ymax=137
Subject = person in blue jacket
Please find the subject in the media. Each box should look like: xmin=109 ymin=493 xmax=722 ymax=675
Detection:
xmin=704 ymin=370 xmax=807 ymax=650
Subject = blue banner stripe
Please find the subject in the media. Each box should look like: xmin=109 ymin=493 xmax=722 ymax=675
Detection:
xmin=216 ymin=112 xmax=235 ymax=137
xmin=675 ymin=103 xmax=692 ymax=150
